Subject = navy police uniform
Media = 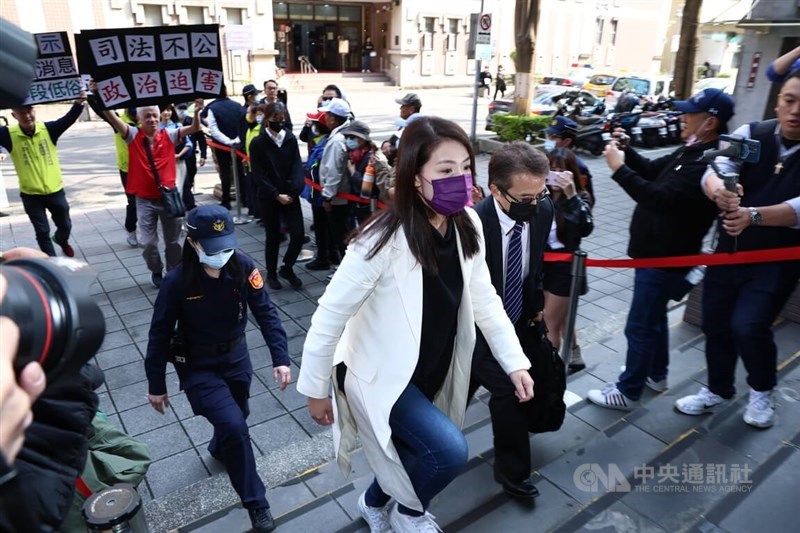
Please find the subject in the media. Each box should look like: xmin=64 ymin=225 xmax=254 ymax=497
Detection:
xmin=145 ymin=251 xmax=289 ymax=511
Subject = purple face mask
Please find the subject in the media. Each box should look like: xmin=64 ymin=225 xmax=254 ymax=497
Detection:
xmin=420 ymin=174 xmax=472 ymax=216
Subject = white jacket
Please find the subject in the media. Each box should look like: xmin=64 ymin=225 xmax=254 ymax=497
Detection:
xmin=297 ymin=208 xmax=530 ymax=511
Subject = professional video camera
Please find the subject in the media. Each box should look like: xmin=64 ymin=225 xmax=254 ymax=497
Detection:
xmin=0 ymin=257 xmax=105 ymax=381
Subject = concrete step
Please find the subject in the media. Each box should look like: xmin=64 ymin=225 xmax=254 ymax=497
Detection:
xmin=174 ymin=317 xmax=800 ymax=532
xmin=280 ymin=72 xmax=395 ymax=95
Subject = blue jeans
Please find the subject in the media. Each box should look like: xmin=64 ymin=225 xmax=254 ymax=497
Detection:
xmin=20 ymin=189 xmax=71 ymax=256
xmin=364 ymin=383 xmax=468 ymax=516
xmin=703 ymin=262 xmax=800 ymax=398
xmin=617 ymin=268 xmax=688 ymax=401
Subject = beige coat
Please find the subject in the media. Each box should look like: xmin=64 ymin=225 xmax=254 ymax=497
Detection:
xmin=296 ymin=208 xmax=530 ymax=511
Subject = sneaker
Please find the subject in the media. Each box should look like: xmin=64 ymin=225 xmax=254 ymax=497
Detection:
xmin=357 ymin=492 xmax=392 ymax=533
xmin=247 ymin=507 xmax=275 ymax=533
xmin=743 ymin=389 xmax=775 ymax=428
xmin=266 ymin=274 xmax=282 ymax=290
xmin=126 ymin=231 xmax=138 ymax=247
xmin=306 ymin=258 xmax=331 ymax=271
xmin=389 ymin=505 xmax=442 ymax=533
xmin=150 ymin=271 xmax=163 ymax=288
xmin=674 ymin=387 xmax=728 ymax=415
xmin=645 ymin=377 xmax=668 ymax=393
xmin=587 ymin=383 xmax=640 ymax=411
xmin=278 ymin=265 xmax=303 ymax=288
xmin=52 ymin=235 xmax=75 ymax=257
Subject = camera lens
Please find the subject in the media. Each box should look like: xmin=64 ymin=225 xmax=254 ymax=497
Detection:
xmin=0 ymin=258 xmax=105 ymax=381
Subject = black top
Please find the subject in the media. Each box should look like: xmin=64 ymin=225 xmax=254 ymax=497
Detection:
xmin=612 ymin=141 xmax=718 ymax=261
xmin=413 ymin=219 xmax=463 ymax=400
xmin=249 ymin=128 xmax=305 ymax=199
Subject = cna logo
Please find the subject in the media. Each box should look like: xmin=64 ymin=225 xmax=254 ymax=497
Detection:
xmin=573 ymin=463 xmax=632 ymax=493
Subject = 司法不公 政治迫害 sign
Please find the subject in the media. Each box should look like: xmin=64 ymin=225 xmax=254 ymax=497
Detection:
xmin=75 ymin=24 xmax=224 ymax=109
xmin=25 ymin=32 xmax=82 ymax=105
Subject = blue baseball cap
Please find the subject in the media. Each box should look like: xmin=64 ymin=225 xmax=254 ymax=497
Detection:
xmin=673 ymin=88 xmax=734 ymax=124
xmin=186 ymin=205 xmax=238 ymax=254
xmin=545 ymin=115 xmax=579 ymax=137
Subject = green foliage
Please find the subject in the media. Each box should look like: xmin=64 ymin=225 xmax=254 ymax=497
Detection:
xmin=510 ymin=49 xmax=517 ymax=63
xmin=492 ymin=113 xmax=554 ymax=142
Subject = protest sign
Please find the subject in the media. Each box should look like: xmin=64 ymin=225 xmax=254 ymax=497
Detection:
xmin=24 ymin=32 xmax=82 ymax=105
xmin=75 ymin=24 xmax=223 ymax=109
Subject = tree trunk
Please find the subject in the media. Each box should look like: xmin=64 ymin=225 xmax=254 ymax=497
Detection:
xmin=673 ymin=0 xmax=703 ymax=99
xmin=511 ymin=0 xmax=540 ymax=116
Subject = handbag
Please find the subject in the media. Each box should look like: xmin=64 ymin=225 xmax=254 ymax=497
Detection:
xmin=143 ymin=135 xmax=185 ymax=218
xmin=517 ymin=319 xmax=566 ymax=433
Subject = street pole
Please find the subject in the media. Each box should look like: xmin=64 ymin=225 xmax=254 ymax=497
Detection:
xmin=231 ymin=150 xmax=252 ymax=225
xmin=469 ymin=0 xmax=485 ymax=145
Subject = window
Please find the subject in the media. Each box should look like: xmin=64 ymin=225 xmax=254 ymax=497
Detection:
xmin=186 ymin=6 xmax=204 ymax=24
xmin=610 ymin=19 xmax=618 ymax=46
xmin=143 ymin=4 xmax=163 ymax=25
xmin=422 ymin=16 xmax=435 ymax=51
xmin=273 ymin=3 xmax=288 ymax=17
xmin=447 ymin=18 xmax=459 ymax=51
xmin=315 ymin=5 xmax=337 ymax=21
xmin=595 ymin=17 xmax=604 ymax=45
xmin=225 ymin=8 xmax=243 ymax=25
xmin=612 ymin=77 xmax=650 ymax=96
xmin=338 ymin=6 xmax=361 ymax=22
xmin=289 ymin=4 xmax=313 ymax=20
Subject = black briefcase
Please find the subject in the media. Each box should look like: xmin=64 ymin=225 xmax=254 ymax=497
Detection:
xmin=517 ymin=320 xmax=566 ymax=434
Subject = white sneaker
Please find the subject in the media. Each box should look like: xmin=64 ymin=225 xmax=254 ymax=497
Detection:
xmin=743 ymin=389 xmax=775 ymax=428
xmin=645 ymin=377 xmax=668 ymax=393
xmin=126 ymin=231 xmax=138 ymax=247
xmin=389 ymin=505 xmax=442 ymax=532
xmin=675 ymin=387 xmax=728 ymax=415
xmin=357 ymin=492 xmax=392 ymax=533
xmin=586 ymin=383 xmax=640 ymax=411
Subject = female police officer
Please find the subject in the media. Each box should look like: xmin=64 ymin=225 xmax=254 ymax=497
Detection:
xmin=145 ymin=205 xmax=291 ymax=533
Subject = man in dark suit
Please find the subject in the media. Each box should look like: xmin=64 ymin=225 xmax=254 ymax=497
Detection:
xmin=470 ymin=141 xmax=554 ymax=498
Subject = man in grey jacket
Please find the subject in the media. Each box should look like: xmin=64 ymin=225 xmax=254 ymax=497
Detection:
xmin=319 ymin=97 xmax=352 ymax=260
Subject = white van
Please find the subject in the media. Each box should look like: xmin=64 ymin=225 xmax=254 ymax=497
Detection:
xmin=604 ymin=75 xmax=673 ymax=110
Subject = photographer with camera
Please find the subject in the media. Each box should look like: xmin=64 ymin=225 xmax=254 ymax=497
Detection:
xmin=1 ymin=246 xmax=104 ymax=531
xmin=675 ymin=69 xmax=800 ymax=429
xmin=586 ymin=88 xmax=733 ymax=411
xmin=0 ymin=93 xmax=87 ymax=258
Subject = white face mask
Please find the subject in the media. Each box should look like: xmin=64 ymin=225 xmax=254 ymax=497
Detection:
xmin=197 ymin=248 xmax=234 ymax=270
xmin=543 ymin=139 xmax=556 ymax=151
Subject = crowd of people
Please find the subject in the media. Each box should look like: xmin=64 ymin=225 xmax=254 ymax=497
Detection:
xmin=1 ymin=51 xmax=799 ymax=532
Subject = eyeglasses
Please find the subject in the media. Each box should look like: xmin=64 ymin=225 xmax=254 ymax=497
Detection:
xmin=500 ymin=187 xmax=549 ymax=205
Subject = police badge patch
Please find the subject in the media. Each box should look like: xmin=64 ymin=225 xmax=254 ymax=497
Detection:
xmin=249 ymin=268 xmax=264 ymax=289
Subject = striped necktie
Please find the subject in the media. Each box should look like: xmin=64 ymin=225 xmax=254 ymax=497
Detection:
xmin=504 ymin=222 xmax=524 ymax=324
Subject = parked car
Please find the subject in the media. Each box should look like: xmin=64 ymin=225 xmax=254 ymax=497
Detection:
xmin=486 ymin=90 xmax=602 ymax=131
xmin=693 ymin=76 xmax=734 ymax=94
xmin=604 ymin=75 xmax=673 ymax=110
xmin=534 ymin=68 xmax=593 ymax=98
xmin=583 ymin=73 xmax=619 ymax=97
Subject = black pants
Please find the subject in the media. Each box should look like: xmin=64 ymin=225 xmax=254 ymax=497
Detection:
xmin=469 ymin=334 xmax=532 ymax=484
xmin=311 ymin=204 xmax=338 ymax=263
xmin=119 ymin=171 xmax=137 ymax=232
xmin=703 ymin=261 xmax=800 ymax=397
xmin=245 ymin=170 xmax=260 ymax=219
xmin=213 ymin=147 xmax=233 ymax=206
xmin=261 ymin=195 xmax=303 ymax=275
xmin=20 ymin=189 xmax=71 ymax=257
xmin=182 ymin=156 xmax=197 ymax=210
xmin=328 ymin=203 xmax=351 ymax=259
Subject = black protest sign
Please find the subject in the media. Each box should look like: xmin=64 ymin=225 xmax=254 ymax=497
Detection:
xmin=24 ymin=32 xmax=82 ymax=105
xmin=75 ymin=24 xmax=223 ymax=109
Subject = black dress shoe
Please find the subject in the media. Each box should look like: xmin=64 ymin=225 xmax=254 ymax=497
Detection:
xmin=568 ymin=363 xmax=586 ymax=375
xmin=248 ymin=507 xmax=275 ymax=532
xmin=278 ymin=265 xmax=303 ymax=288
xmin=306 ymin=258 xmax=331 ymax=271
xmin=496 ymin=474 xmax=540 ymax=499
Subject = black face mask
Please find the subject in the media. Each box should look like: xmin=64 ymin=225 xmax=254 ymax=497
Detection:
xmin=268 ymin=120 xmax=285 ymax=132
xmin=505 ymin=200 xmax=538 ymax=222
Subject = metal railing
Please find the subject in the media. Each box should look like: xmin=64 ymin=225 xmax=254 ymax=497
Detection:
xmin=298 ymin=56 xmax=318 ymax=74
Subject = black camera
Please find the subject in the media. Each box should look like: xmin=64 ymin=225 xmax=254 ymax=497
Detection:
xmin=0 ymin=258 xmax=105 ymax=381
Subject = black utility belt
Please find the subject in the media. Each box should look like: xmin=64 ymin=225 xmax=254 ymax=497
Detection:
xmin=186 ymin=334 xmax=245 ymax=358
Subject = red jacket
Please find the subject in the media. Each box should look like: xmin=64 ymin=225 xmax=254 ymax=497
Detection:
xmin=126 ymin=127 xmax=177 ymax=199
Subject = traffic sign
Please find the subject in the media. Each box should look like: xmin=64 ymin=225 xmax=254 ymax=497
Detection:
xmin=476 ymin=13 xmax=491 ymax=45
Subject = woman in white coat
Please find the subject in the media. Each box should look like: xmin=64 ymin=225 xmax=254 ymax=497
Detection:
xmin=297 ymin=117 xmax=534 ymax=533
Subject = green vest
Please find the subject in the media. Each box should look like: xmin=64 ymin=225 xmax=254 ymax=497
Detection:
xmin=115 ymin=113 xmax=137 ymax=172
xmin=8 ymin=123 xmax=63 ymax=195
xmin=245 ymin=122 xmax=261 ymax=171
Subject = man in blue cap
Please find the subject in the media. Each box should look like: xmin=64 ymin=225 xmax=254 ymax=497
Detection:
xmin=587 ymin=87 xmax=734 ymax=411
xmin=544 ymin=116 xmax=595 ymax=203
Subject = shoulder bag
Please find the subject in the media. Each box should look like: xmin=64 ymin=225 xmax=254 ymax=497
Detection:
xmin=143 ymin=134 xmax=185 ymax=218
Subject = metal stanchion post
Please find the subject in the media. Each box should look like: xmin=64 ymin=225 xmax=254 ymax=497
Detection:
xmin=231 ymin=149 xmax=252 ymax=225
xmin=560 ymin=250 xmax=587 ymax=374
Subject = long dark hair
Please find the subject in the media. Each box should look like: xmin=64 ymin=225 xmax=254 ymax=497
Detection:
xmin=352 ymin=116 xmax=479 ymax=274
xmin=181 ymin=240 xmax=247 ymax=296
xmin=546 ymin=147 xmax=588 ymax=243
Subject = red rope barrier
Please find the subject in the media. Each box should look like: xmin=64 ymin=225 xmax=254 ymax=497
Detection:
xmin=544 ymin=247 xmax=800 ymax=268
